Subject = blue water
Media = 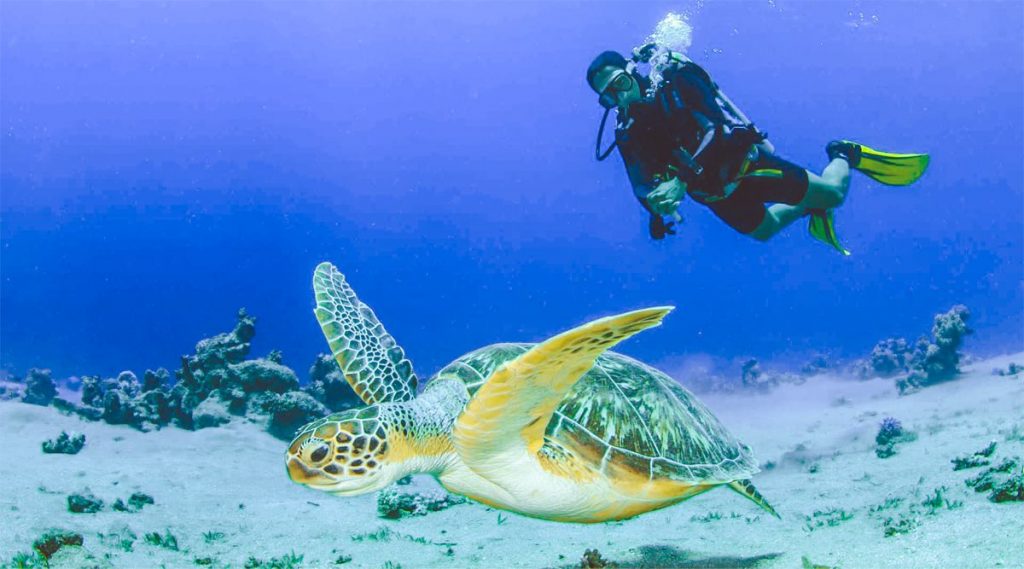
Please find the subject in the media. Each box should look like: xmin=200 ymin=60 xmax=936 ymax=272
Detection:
xmin=2 ymin=1 xmax=1022 ymax=382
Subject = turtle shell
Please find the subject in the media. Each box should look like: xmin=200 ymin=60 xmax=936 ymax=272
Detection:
xmin=436 ymin=343 xmax=759 ymax=483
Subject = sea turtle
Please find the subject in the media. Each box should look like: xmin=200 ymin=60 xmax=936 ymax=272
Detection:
xmin=286 ymin=262 xmax=778 ymax=523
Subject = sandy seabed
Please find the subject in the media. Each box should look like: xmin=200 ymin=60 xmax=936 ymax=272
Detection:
xmin=2 ymin=353 xmax=1022 ymax=569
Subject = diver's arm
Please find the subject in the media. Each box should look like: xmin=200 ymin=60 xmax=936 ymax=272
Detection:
xmin=619 ymin=145 xmax=658 ymax=205
xmin=622 ymin=157 xmax=676 ymax=239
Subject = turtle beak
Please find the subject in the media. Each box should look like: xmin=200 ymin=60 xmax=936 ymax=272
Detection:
xmin=286 ymin=457 xmax=335 ymax=487
xmin=286 ymin=458 xmax=379 ymax=496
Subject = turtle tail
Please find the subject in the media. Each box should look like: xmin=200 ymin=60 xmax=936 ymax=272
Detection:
xmin=728 ymin=479 xmax=780 ymax=519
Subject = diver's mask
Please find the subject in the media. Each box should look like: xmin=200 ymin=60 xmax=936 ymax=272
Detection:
xmin=594 ymin=64 xmax=641 ymax=161
xmin=597 ymin=69 xmax=636 ymax=110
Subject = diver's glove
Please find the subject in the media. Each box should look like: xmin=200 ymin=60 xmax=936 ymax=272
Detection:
xmin=632 ymin=42 xmax=659 ymax=63
xmin=649 ymin=215 xmax=676 ymax=240
xmin=646 ymin=177 xmax=687 ymax=217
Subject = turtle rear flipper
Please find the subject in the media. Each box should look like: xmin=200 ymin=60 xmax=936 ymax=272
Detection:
xmin=313 ymin=262 xmax=418 ymax=405
xmin=728 ymin=479 xmax=780 ymax=519
xmin=453 ymin=307 xmax=673 ymax=482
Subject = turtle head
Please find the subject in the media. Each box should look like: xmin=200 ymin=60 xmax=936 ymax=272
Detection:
xmin=286 ymin=407 xmax=398 ymax=496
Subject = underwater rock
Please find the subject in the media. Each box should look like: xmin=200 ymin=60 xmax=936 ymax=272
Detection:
xmin=192 ymin=394 xmax=233 ymax=429
xmin=861 ymin=338 xmax=912 ymax=379
xmin=67 ymin=491 xmax=104 ymax=514
xmin=102 ymin=390 xmax=134 ymax=425
xmin=22 ymin=368 xmax=57 ymax=406
xmin=736 ymin=359 xmax=805 ymax=391
xmin=255 ymin=391 xmax=329 ymax=440
xmin=32 ymin=529 xmax=84 ymax=560
xmin=53 ymin=397 xmax=104 ymax=421
xmin=192 ymin=308 xmax=256 ymax=370
xmin=173 ymin=309 xmax=256 ymax=403
xmin=228 ymin=359 xmax=299 ymax=394
xmin=0 ymin=379 xmax=24 ymax=401
xmin=115 ymin=371 xmax=141 ymax=398
xmin=167 ymin=383 xmax=199 ymax=429
xmin=898 ymin=305 xmax=972 ymax=394
xmin=993 ymin=363 xmax=1023 ymax=377
xmin=81 ymin=372 xmax=170 ymax=429
xmin=800 ymin=354 xmax=831 ymax=377
xmin=132 ymin=389 xmax=172 ymax=431
xmin=171 ymin=309 xmax=311 ymax=437
xmin=81 ymin=375 xmax=110 ymax=408
xmin=306 ymin=353 xmax=363 ymax=411
xmin=740 ymin=359 xmax=777 ymax=391
xmin=112 ymin=492 xmax=155 ymax=513
xmin=991 ymin=470 xmax=1024 ymax=503
xmin=376 ymin=487 xmax=467 ymax=519
xmin=142 ymin=368 xmax=170 ymax=392
xmin=42 ymin=431 xmax=86 ymax=455
xmin=579 ymin=549 xmax=617 ymax=569
xmin=22 ymin=309 xmax=337 ymax=441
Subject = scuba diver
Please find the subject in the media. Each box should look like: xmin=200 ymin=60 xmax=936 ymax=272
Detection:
xmin=587 ymin=45 xmax=929 ymax=253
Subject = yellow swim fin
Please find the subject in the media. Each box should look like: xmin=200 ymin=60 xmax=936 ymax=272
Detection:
xmin=828 ymin=140 xmax=930 ymax=186
xmin=808 ymin=208 xmax=850 ymax=256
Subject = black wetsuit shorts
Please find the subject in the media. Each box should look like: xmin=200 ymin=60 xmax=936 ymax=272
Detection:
xmin=703 ymin=150 xmax=809 ymax=235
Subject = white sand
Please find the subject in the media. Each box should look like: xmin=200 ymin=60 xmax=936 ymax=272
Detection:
xmin=2 ymin=353 xmax=1022 ymax=568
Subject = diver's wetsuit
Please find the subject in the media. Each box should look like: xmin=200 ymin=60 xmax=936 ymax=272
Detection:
xmin=614 ymin=62 xmax=809 ymax=235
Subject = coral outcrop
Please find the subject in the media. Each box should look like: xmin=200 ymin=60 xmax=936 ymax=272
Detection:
xmin=857 ymin=305 xmax=972 ymax=393
xmin=27 ymin=308 xmax=341 ymax=440
xmin=33 ymin=529 xmax=84 ymax=560
xmin=41 ymin=431 xmax=86 ymax=455
xmin=861 ymin=338 xmax=912 ymax=379
xmin=993 ymin=363 xmax=1022 ymax=377
xmin=376 ymin=487 xmax=467 ymax=519
xmin=736 ymin=358 xmax=806 ymax=393
xmin=67 ymin=491 xmax=104 ymax=514
xmin=22 ymin=368 xmax=57 ymax=406
xmin=112 ymin=492 xmax=155 ymax=513
xmin=799 ymin=354 xmax=831 ymax=377
xmin=898 ymin=305 xmax=972 ymax=393
xmin=306 ymin=353 xmax=363 ymax=411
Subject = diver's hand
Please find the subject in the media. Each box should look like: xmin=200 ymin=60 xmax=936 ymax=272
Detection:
xmin=646 ymin=178 xmax=686 ymax=217
xmin=649 ymin=215 xmax=676 ymax=240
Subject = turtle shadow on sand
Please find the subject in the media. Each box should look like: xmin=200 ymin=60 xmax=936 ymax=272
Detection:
xmin=563 ymin=545 xmax=782 ymax=569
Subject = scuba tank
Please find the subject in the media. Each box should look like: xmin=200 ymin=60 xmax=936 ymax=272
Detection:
xmin=595 ymin=44 xmax=765 ymax=204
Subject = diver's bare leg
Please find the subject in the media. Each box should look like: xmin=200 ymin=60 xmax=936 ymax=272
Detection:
xmin=802 ymin=158 xmax=851 ymax=209
xmin=749 ymin=204 xmax=806 ymax=241
xmin=747 ymin=159 xmax=851 ymax=241
xmin=745 ymin=157 xmax=847 ymax=242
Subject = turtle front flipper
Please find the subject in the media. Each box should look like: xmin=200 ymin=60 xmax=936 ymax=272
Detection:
xmin=313 ymin=262 xmax=418 ymax=404
xmin=453 ymin=307 xmax=673 ymax=482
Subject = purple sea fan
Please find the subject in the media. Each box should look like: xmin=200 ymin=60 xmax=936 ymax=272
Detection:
xmin=876 ymin=417 xmax=904 ymax=446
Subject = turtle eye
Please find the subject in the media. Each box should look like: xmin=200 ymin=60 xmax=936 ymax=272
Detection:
xmin=309 ymin=444 xmax=330 ymax=464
